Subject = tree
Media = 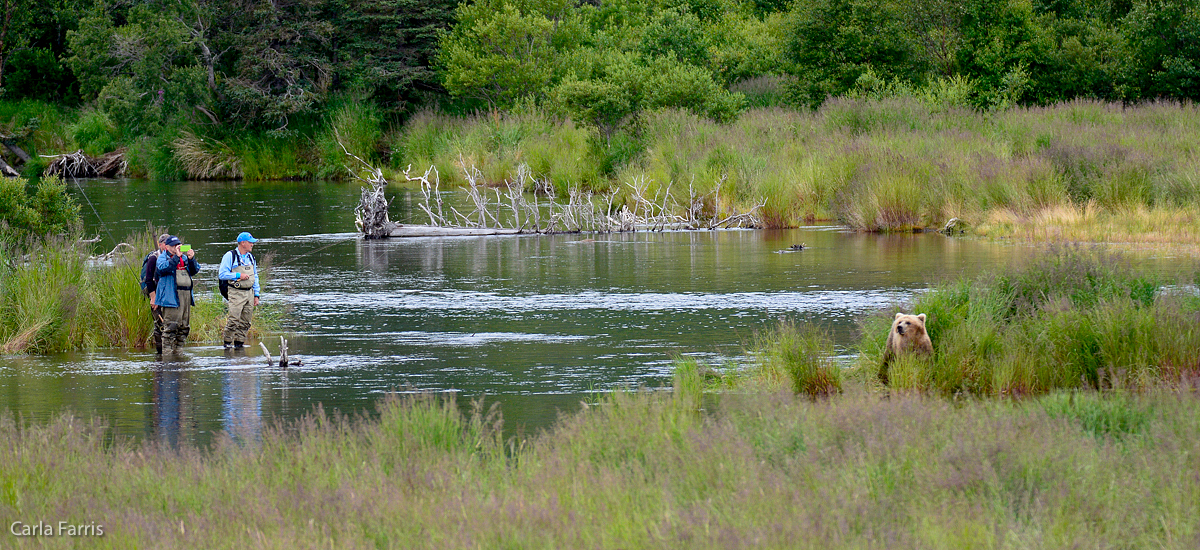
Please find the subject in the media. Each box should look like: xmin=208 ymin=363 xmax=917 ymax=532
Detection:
xmin=785 ymin=0 xmax=924 ymax=107
xmin=0 ymin=0 xmax=38 ymax=94
xmin=330 ymin=0 xmax=458 ymax=113
xmin=66 ymin=1 xmax=210 ymax=134
xmin=1116 ymin=0 xmax=1200 ymax=100
xmin=214 ymin=0 xmax=336 ymax=134
xmin=438 ymin=3 xmax=559 ymax=110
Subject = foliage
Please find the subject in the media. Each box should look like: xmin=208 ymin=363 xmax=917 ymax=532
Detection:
xmin=748 ymin=320 xmax=843 ymax=397
xmin=0 ymin=176 xmax=79 ymax=242
xmin=67 ymin=108 xmax=118 ymax=156
xmin=2 ymin=389 xmax=1199 ymax=547
xmin=854 ymin=246 xmax=1200 ymax=395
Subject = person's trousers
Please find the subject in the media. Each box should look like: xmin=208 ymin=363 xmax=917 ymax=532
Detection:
xmin=163 ymin=290 xmax=192 ymax=352
xmin=223 ymin=289 xmax=255 ymax=344
xmin=149 ymin=305 xmax=165 ymax=353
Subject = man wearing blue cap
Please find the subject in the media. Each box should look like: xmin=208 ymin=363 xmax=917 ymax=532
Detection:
xmin=218 ymin=232 xmax=260 ymax=349
xmin=155 ymin=235 xmax=201 ymax=354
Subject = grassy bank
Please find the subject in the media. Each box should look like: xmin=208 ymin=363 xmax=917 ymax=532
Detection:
xmin=716 ymin=246 xmax=1200 ymax=398
xmin=391 ymin=99 xmax=1200 ymax=237
xmin=17 ymin=97 xmax=1200 ymax=242
xmin=2 ymin=388 xmax=1197 ymax=549
xmin=0 ymin=231 xmax=281 ymax=353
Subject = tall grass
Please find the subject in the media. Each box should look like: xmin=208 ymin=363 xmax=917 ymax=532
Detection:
xmin=0 ymin=230 xmax=283 ymax=353
xmin=719 ymin=320 xmax=843 ymax=397
xmin=390 ymin=107 xmax=601 ymax=193
xmin=2 ymin=389 xmax=1198 ymax=548
xmin=315 ymin=99 xmax=384 ymax=179
xmin=855 ymin=246 xmax=1200 ymax=395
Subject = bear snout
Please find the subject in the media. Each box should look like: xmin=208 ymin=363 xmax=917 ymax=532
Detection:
xmin=896 ymin=324 xmax=906 ymax=335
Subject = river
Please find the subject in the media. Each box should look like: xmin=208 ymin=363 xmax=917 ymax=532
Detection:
xmin=0 ymin=178 xmax=1032 ymax=446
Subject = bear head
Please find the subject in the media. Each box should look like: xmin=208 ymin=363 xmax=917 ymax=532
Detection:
xmin=892 ymin=312 xmax=927 ymax=339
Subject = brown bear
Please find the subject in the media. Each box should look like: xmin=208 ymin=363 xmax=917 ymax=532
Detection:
xmin=879 ymin=312 xmax=933 ymax=385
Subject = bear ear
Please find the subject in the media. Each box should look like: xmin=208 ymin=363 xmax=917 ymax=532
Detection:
xmin=894 ymin=312 xmax=904 ymax=319
xmin=917 ymin=313 xmax=926 ymax=322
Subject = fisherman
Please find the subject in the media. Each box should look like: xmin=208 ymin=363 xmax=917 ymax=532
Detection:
xmin=140 ymin=233 xmax=171 ymax=354
xmin=154 ymin=235 xmax=201 ymax=354
xmin=218 ymin=232 xmax=260 ymax=350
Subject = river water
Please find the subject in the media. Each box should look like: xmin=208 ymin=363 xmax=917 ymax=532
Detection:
xmin=2 ymin=179 xmax=1035 ymax=446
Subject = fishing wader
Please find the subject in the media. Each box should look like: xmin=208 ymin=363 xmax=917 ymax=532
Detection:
xmin=164 ymin=266 xmax=193 ymax=353
xmin=223 ymin=263 xmax=256 ymax=348
xmin=150 ymin=306 xmax=165 ymax=354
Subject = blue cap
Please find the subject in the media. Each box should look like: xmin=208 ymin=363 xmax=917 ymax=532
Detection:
xmin=237 ymin=232 xmax=258 ymax=243
xmin=164 ymin=235 xmax=182 ymax=247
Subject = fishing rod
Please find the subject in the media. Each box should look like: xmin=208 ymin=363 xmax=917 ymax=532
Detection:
xmin=265 ymin=235 xmax=360 ymax=268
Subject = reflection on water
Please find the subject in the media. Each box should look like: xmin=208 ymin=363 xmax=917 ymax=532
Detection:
xmin=0 ymin=180 xmax=1060 ymax=446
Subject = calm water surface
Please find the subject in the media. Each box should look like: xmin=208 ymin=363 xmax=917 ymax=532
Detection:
xmin=2 ymin=179 xmax=1039 ymax=445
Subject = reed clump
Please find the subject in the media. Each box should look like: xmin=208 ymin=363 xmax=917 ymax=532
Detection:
xmin=3 ymin=389 xmax=1198 ymax=548
xmin=855 ymin=245 xmax=1200 ymax=395
xmin=0 ymin=229 xmax=282 ymax=353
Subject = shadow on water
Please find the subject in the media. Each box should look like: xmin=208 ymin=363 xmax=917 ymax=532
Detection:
xmin=0 ymin=180 xmax=1055 ymax=447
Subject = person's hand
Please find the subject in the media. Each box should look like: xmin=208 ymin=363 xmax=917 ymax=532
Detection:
xmin=185 ymin=249 xmax=195 ymax=259
xmin=239 ymin=272 xmax=249 ymax=280
xmin=254 ymin=297 xmax=260 ymax=306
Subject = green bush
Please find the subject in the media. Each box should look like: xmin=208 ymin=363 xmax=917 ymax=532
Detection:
xmin=68 ymin=109 xmax=120 ymax=156
xmin=856 ymin=246 xmax=1200 ymax=395
xmin=0 ymin=176 xmax=80 ymax=242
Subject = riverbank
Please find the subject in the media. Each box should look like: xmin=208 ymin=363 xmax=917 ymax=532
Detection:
xmin=16 ymin=98 xmax=1200 ymax=243
xmin=2 ymin=388 xmax=1197 ymax=549
xmin=714 ymin=246 xmax=1200 ymax=397
xmin=0 ymin=231 xmax=281 ymax=353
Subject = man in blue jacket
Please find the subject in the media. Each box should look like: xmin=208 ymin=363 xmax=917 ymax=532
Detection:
xmin=218 ymin=231 xmax=260 ymax=350
xmin=155 ymin=235 xmax=201 ymax=354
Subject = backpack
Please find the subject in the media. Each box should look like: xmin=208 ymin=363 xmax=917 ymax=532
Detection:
xmin=140 ymin=251 xmax=160 ymax=297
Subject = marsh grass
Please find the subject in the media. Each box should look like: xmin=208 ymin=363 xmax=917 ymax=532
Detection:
xmin=3 ymin=389 xmax=1198 ymax=548
xmin=391 ymin=108 xmax=602 ymax=192
xmin=0 ymin=230 xmax=284 ymax=353
xmin=854 ymin=246 xmax=1200 ymax=395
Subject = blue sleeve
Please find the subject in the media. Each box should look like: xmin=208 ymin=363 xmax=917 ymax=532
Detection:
xmin=156 ymin=251 xmax=174 ymax=276
xmin=253 ymin=257 xmax=260 ymax=296
xmin=187 ymin=257 xmax=201 ymax=276
xmin=218 ymin=251 xmax=236 ymax=281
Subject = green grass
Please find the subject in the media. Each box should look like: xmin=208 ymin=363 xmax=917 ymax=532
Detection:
xmin=850 ymin=245 xmax=1200 ymax=396
xmin=0 ymin=230 xmax=285 ymax=353
xmin=1 ymin=388 xmax=1198 ymax=548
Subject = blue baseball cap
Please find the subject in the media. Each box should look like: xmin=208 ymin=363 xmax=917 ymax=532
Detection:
xmin=164 ymin=235 xmax=182 ymax=247
xmin=236 ymin=232 xmax=258 ymax=243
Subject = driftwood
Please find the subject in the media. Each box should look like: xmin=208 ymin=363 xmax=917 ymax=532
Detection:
xmin=43 ymin=149 xmax=126 ymax=178
xmin=342 ymin=139 xmax=401 ymax=239
xmin=345 ymin=146 xmax=766 ymax=238
xmin=379 ymin=160 xmax=766 ymax=237
xmin=0 ymin=157 xmax=19 ymax=178
xmin=3 ymin=141 xmax=31 ymax=164
xmin=259 ymin=337 xmax=296 ymax=367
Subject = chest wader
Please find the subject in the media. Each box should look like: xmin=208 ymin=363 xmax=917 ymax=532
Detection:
xmin=224 ymin=259 xmax=256 ymax=349
xmin=145 ymin=251 xmax=165 ymax=354
xmin=164 ymin=263 xmax=193 ymax=353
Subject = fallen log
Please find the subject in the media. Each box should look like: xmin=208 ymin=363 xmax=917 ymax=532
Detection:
xmin=93 ymin=149 xmax=127 ymax=178
xmin=386 ymin=225 xmax=523 ymax=237
xmin=2 ymin=141 xmax=31 ymax=164
xmin=0 ymin=157 xmax=20 ymax=178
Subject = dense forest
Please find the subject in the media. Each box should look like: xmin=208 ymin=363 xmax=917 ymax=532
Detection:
xmin=1 ymin=0 xmax=1197 ymax=180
